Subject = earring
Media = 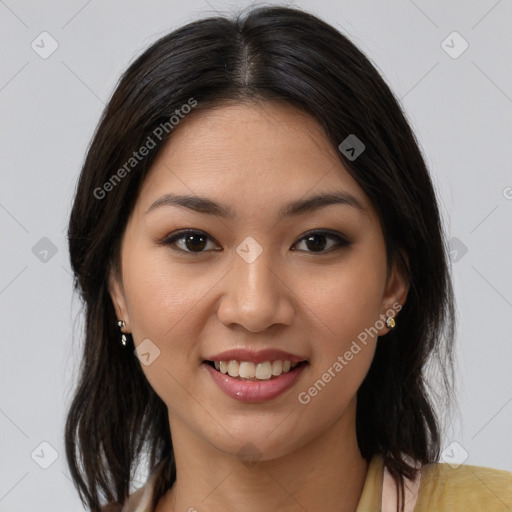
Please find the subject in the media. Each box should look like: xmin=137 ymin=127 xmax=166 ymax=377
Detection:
xmin=116 ymin=320 xmax=130 ymax=346
xmin=386 ymin=316 xmax=396 ymax=329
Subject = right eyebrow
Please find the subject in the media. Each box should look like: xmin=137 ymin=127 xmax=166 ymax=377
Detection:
xmin=146 ymin=193 xmax=235 ymax=218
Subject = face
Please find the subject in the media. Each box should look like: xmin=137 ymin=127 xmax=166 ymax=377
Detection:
xmin=109 ymin=101 xmax=408 ymax=461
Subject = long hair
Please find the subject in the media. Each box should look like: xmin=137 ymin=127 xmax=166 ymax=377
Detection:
xmin=65 ymin=6 xmax=455 ymax=512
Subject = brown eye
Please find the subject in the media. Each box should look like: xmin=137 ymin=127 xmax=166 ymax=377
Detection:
xmin=183 ymin=233 xmax=207 ymax=251
xmin=162 ymin=230 xmax=221 ymax=253
xmin=293 ymin=231 xmax=350 ymax=253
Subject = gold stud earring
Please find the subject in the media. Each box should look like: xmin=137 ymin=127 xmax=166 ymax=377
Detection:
xmin=386 ymin=316 xmax=396 ymax=329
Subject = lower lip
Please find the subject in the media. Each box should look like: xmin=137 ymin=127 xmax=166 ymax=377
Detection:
xmin=203 ymin=362 xmax=308 ymax=403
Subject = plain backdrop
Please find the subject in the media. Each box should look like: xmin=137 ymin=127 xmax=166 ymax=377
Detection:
xmin=1 ymin=0 xmax=511 ymax=511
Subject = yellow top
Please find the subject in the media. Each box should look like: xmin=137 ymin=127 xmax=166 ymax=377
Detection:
xmin=357 ymin=455 xmax=512 ymax=512
xmin=117 ymin=455 xmax=512 ymax=512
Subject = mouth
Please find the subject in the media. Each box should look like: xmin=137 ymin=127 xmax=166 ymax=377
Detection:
xmin=202 ymin=348 xmax=309 ymax=402
xmin=203 ymin=359 xmax=309 ymax=380
xmin=202 ymin=353 xmax=309 ymax=403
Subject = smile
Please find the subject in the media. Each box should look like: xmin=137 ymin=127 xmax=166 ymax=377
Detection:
xmin=202 ymin=359 xmax=309 ymax=402
xmin=208 ymin=359 xmax=302 ymax=380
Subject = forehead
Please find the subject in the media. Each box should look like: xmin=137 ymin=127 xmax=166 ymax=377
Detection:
xmin=136 ymin=101 xmax=373 ymax=215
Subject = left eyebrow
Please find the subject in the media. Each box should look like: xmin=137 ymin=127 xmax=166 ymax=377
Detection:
xmin=146 ymin=191 xmax=366 ymax=218
xmin=278 ymin=192 xmax=366 ymax=219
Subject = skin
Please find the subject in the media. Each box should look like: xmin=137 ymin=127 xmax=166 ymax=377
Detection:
xmin=109 ymin=101 xmax=408 ymax=512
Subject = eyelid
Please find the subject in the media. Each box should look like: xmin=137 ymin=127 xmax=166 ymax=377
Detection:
xmin=159 ymin=229 xmax=222 ymax=253
xmin=292 ymin=229 xmax=351 ymax=253
xmin=160 ymin=228 xmax=350 ymax=254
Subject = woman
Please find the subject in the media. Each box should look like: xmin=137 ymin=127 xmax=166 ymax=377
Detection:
xmin=65 ymin=6 xmax=512 ymax=512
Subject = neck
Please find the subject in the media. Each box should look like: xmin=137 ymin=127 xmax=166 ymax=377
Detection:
xmin=157 ymin=398 xmax=368 ymax=512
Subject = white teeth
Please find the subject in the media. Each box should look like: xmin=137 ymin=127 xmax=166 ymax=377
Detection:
xmin=255 ymin=362 xmax=272 ymax=380
xmin=239 ymin=361 xmax=256 ymax=378
xmin=271 ymin=360 xmax=283 ymax=375
xmin=227 ymin=360 xmax=239 ymax=377
xmin=211 ymin=359 xmax=301 ymax=380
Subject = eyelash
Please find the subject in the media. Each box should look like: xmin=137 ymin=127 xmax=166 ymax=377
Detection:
xmin=160 ymin=229 xmax=351 ymax=255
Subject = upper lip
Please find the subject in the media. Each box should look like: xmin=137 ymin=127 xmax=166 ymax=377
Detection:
xmin=205 ymin=348 xmax=308 ymax=364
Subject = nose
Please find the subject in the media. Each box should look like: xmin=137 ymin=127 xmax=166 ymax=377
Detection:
xmin=216 ymin=247 xmax=295 ymax=333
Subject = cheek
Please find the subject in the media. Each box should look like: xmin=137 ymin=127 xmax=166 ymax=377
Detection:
xmin=292 ymin=247 xmax=386 ymax=405
xmin=122 ymin=246 xmax=204 ymax=339
xmin=297 ymin=252 xmax=386 ymax=350
xmin=120 ymin=246 xmax=224 ymax=400
xmin=295 ymin=278 xmax=380 ymax=424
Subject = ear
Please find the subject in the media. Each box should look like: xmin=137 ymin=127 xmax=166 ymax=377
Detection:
xmin=378 ymin=251 xmax=409 ymax=335
xmin=108 ymin=266 xmax=131 ymax=330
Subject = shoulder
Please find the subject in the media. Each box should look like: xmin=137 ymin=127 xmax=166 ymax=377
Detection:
xmin=416 ymin=461 xmax=512 ymax=511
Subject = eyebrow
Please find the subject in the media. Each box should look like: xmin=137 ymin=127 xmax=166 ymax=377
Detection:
xmin=146 ymin=191 xmax=366 ymax=219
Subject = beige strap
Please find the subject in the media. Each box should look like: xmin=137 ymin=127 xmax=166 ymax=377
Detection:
xmin=382 ymin=463 xmax=422 ymax=512
xmin=121 ymin=472 xmax=158 ymax=512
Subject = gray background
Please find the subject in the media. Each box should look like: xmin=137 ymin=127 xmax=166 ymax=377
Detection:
xmin=1 ymin=0 xmax=511 ymax=511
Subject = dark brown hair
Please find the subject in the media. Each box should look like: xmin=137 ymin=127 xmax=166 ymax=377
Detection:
xmin=65 ymin=6 xmax=455 ymax=512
